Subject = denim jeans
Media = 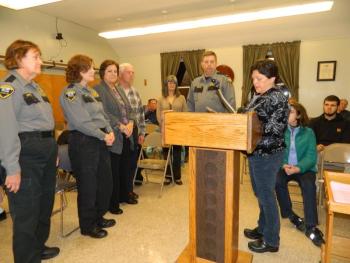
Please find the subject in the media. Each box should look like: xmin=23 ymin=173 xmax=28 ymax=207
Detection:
xmin=248 ymin=151 xmax=284 ymax=247
xmin=275 ymin=169 xmax=318 ymax=228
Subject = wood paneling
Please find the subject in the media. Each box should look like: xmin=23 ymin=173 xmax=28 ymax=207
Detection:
xmin=1 ymin=70 xmax=100 ymax=125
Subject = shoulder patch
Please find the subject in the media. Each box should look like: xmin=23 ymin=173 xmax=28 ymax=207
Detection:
xmin=65 ymin=89 xmax=76 ymax=102
xmin=0 ymin=84 xmax=15 ymax=99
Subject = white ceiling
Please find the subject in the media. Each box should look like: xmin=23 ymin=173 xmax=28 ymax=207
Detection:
xmin=33 ymin=0 xmax=350 ymax=56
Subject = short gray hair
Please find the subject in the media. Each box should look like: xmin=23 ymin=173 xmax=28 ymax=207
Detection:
xmin=119 ymin=63 xmax=133 ymax=75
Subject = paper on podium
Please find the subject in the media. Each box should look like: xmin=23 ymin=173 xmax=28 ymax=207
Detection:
xmin=330 ymin=181 xmax=350 ymax=204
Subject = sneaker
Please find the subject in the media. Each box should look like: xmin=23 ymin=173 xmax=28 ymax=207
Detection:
xmin=305 ymin=227 xmax=325 ymax=247
xmin=289 ymin=214 xmax=305 ymax=232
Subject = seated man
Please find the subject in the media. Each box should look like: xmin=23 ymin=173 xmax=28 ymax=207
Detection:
xmin=144 ymin=98 xmax=158 ymax=125
xmin=338 ymin=98 xmax=350 ymax=121
xmin=276 ymin=102 xmax=325 ymax=247
xmin=309 ymin=95 xmax=350 ymax=152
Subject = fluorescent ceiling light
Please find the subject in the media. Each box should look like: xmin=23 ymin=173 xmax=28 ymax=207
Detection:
xmin=99 ymin=1 xmax=333 ymax=39
xmin=0 ymin=0 xmax=61 ymax=10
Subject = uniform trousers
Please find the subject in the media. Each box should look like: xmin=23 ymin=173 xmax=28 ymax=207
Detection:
xmin=275 ymin=169 xmax=318 ymax=227
xmin=7 ymin=135 xmax=57 ymax=263
xmin=110 ymin=135 xmax=132 ymax=206
xmin=68 ymin=131 xmax=112 ymax=232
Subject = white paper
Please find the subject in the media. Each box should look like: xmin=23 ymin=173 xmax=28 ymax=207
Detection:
xmin=330 ymin=181 xmax=350 ymax=204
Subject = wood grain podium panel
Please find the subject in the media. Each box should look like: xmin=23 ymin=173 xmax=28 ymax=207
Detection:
xmin=196 ymin=149 xmax=226 ymax=262
xmin=163 ymin=112 xmax=259 ymax=263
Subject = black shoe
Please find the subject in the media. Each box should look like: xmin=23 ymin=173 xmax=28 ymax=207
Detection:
xmin=0 ymin=210 xmax=6 ymax=221
xmin=175 ymin=180 xmax=183 ymax=185
xmin=134 ymin=181 xmax=143 ymax=186
xmin=289 ymin=214 xmax=305 ymax=232
xmin=126 ymin=197 xmax=138 ymax=205
xmin=41 ymin=246 xmax=60 ymax=260
xmin=130 ymin=192 xmax=139 ymax=199
xmin=109 ymin=207 xmax=123 ymax=215
xmin=305 ymin=227 xmax=325 ymax=247
xmin=244 ymin=227 xmax=263 ymax=240
xmin=97 ymin=218 xmax=116 ymax=228
xmin=81 ymin=226 xmax=108 ymax=238
xmin=248 ymin=239 xmax=279 ymax=253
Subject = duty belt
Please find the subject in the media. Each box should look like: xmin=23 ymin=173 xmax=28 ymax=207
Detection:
xmin=18 ymin=130 xmax=54 ymax=138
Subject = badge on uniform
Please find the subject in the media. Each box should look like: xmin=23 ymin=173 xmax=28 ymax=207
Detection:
xmin=208 ymin=79 xmax=220 ymax=90
xmin=91 ymin=89 xmax=102 ymax=102
xmin=0 ymin=84 xmax=15 ymax=99
xmin=65 ymin=89 xmax=76 ymax=101
xmin=82 ymin=94 xmax=94 ymax=103
xmin=38 ymin=87 xmax=50 ymax=103
xmin=23 ymin=93 xmax=40 ymax=105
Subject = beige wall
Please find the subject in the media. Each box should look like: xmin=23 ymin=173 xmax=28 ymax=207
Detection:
xmin=0 ymin=7 xmax=117 ymax=69
xmin=1 ymin=6 xmax=348 ymax=116
xmin=299 ymin=38 xmax=350 ymax=117
xmin=121 ymin=37 xmax=350 ymax=117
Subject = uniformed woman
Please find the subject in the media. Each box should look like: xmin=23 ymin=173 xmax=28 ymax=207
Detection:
xmin=0 ymin=40 xmax=59 ymax=262
xmin=60 ymin=54 xmax=115 ymax=239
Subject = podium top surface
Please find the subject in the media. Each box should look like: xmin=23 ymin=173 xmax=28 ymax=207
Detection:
xmin=324 ymin=171 xmax=350 ymax=214
xmin=162 ymin=111 xmax=261 ymax=153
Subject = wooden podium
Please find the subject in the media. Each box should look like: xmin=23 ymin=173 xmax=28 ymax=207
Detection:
xmin=162 ymin=112 xmax=261 ymax=263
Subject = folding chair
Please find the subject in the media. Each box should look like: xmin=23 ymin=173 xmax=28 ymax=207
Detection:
xmin=133 ymin=131 xmax=174 ymax=197
xmin=318 ymin=143 xmax=350 ymax=210
xmin=145 ymin=123 xmax=159 ymax=135
xmin=52 ymin=145 xmax=79 ymax=237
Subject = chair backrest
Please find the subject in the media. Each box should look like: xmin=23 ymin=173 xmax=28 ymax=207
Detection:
xmin=58 ymin=145 xmax=72 ymax=172
xmin=323 ymin=143 xmax=350 ymax=164
xmin=145 ymin=123 xmax=159 ymax=134
xmin=142 ymin=132 xmax=163 ymax=148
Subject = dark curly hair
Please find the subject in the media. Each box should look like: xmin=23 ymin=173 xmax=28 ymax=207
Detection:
xmin=99 ymin=59 xmax=119 ymax=80
xmin=66 ymin=54 xmax=93 ymax=83
xmin=4 ymin=39 xmax=41 ymax=70
xmin=250 ymin=59 xmax=280 ymax=82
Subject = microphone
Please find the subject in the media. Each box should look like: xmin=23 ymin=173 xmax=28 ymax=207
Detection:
xmin=206 ymin=106 xmax=217 ymax=113
xmin=209 ymin=78 xmax=236 ymax=113
xmin=217 ymin=88 xmax=236 ymax=113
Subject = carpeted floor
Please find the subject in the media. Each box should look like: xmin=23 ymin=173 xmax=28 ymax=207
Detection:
xmin=0 ymin=164 xmax=349 ymax=263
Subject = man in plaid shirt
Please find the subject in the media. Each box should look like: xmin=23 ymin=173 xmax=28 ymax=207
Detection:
xmin=118 ymin=63 xmax=145 ymax=199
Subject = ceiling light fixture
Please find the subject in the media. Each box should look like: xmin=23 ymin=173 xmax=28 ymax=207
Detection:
xmin=99 ymin=1 xmax=333 ymax=39
xmin=0 ymin=0 xmax=61 ymax=10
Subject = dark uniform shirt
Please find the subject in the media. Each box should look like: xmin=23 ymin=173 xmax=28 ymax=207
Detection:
xmin=309 ymin=114 xmax=350 ymax=146
xmin=0 ymin=70 xmax=54 ymax=175
xmin=243 ymin=87 xmax=289 ymax=156
xmin=60 ymin=83 xmax=112 ymax=140
xmin=187 ymin=71 xmax=235 ymax=113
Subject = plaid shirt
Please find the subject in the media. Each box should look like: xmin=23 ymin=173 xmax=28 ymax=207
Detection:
xmin=119 ymin=85 xmax=145 ymax=136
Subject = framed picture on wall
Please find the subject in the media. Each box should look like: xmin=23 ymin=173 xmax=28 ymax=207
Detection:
xmin=317 ymin=61 xmax=337 ymax=81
